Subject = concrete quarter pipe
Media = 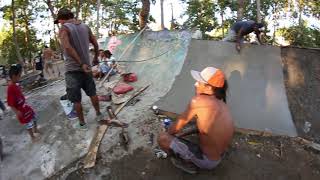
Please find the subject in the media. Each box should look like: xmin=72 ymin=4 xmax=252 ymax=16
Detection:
xmin=156 ymin=40 xmax=297 ymax=137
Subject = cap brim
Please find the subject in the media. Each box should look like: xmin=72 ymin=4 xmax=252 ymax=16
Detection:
xmin=191 ymin=70 xmax=206 ymax=84
xmin=54 ymin=19 xmax=59 ymax=24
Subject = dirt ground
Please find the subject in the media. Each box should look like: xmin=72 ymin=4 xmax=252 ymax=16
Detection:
xmin=49 ymin=131 xmax=320 ymax=180
xmin=282 ymin=47 xmax=320 ymax=142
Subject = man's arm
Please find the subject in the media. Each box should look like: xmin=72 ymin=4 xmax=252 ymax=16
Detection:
xmin=59 ymin=27 xmax=82 ymax=65
xmin=235 ymin=28 xmax=244 ymax=52
xmin=88 ymin=28 xmax=99 ymax=65
xmin=256 ymin=32 xmax=263 ymax=45
xmin=168 ymin=98 xmax=197 ymax=135
xmin=176 ymin=126 xmax=198 ymax=137
xmin=236 ymin=28 xmax=243 ymax=44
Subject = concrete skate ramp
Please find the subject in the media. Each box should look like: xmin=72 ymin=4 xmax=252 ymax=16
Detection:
xmin=157 ymin=40 xmax=297 ymax=137
xmin=101 ymin=30 xmax=192 ymax=103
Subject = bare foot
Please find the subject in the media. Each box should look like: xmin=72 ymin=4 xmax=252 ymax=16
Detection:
xmin=31 ymin=135 xmax=41 ymax=143
xmin=33 ymin=129 xmax=41 ymax=134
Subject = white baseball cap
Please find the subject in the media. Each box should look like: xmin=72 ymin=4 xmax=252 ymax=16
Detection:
xmin=191 ymin=67 xmax=225 ymax=88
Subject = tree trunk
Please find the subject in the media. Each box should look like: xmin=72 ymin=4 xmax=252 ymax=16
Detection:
xmin=11 ymin=0 xmax=23 ymax=66
xmin=44 ymin=0 xmax=62 ymax=53
xmin=160 ymin=0 xmax=164 ymax=30
xmin=22 ymin=2 xmax=32 ymax=61
xmin=221 ymin=11 xmax=224 ymax=38
xmin=170 ymin=3 xmax=174 ymax=30
xmin=298 ymin=0 xmax=303 ymax=27
xmin=75 ymin=0 xmax=82 ymax=19
xmin=82 ymin=2 xmax=88 ymax=22
xmin=96 ymin=0 xmax=101 ymax=37
xmin=139 ymin=0 xmax=150 ymax=30
xmin=237 ymin=0 xmax=244 ymax=21
xmin=256 ymin=0 xmax=261 ymax=23
xmin=272 ymin=24 xmax=276 ymax=45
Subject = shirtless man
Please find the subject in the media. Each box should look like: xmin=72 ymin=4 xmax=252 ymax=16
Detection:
xmin=42 ymin=45 xmax=56 ymax=78
xmin=157 ymin=67 xmax=234 ymax=174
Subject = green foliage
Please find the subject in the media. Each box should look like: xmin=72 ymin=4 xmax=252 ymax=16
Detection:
xmin=0 ymin=28 xmax=39 ymax=64
xmin=98 ymin=0 xmax=142 ymax=33
xmin=277 ymin=24 xmax=320 ymax=48
xmin=183 ymin=0 xmax=218 ymax=37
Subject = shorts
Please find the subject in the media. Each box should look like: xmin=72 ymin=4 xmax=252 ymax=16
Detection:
xmin=170 ymin=137 xmax=223 ymax=170
xmin=45 ymin=60 xmax=53 ymax=68
xmin=65 ymin=71 xmax=97 ymax=103
xmin=100 ymin=64 xmax=116 ymax=75
xmin=25 ymin=117 xmax=37 ymax=130
xmin=222 ymin=29 xmax=244 ymax=43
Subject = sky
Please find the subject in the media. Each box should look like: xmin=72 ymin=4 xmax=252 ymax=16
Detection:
xmin=0 ymin=0 xmax=319 ymax=44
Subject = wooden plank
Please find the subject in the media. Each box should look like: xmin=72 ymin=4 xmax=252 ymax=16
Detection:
xmin=98 ymin=66 xmax=115 ymax=88
xmin=83 ymin=125 xmax=108 ymax=169
xmin=114 ymin=85 xmax=150 ymax=115
xmin=295 ymin=137 xmax=320 ymax=152
xmin=83 ymin=84 xmax=150 ymax=169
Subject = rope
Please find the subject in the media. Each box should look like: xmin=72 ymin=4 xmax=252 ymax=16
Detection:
xmin=100 ymin=41 xmax=181 ymax=63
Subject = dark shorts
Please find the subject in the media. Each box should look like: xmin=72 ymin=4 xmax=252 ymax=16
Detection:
xmin=65 ymin=71 xmax=97 ymax=103
xmin=170 ymin=137 xmax=223 ymax=170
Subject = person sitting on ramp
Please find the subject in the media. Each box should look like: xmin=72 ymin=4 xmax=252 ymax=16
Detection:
xmin=223 ymin=20 xmax=264 ymax=52
xmin=157 ymin=67 xmax=234 ymax=174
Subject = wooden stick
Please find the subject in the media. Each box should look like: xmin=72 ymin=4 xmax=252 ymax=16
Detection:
xmin=295 ymin=137 xmax=320 ymax=152
xmin=83 ymin=125 xmax=108 ymax=169
xmin=83 ymin=84 xmax=150 ymax=169
xmin=98 ymin=66 xmax=115 ymax=88
xmin=115 ymin=85 xmax=150 ymax=115
xmin=98 ymin=26 xmax=147 ymax=88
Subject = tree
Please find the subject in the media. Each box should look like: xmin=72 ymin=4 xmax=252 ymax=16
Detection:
xmin=0 ymin=28 xmax=39 ymax=65
xmin=237 ymin=0 xmax=244 ymax=20
xmin=11 ymin=1 xmax=23 ymax=66
xmin=217 ymin=0 xmax=232 ymax=38
xmin=139 ymin=0 xmax=151 ymax=29
xmin=160 ymin=0 xmax=164 ymax=30
xmin=183 ymin=0 xmax=218 ymax=37
xmin=96 ymin=0 xmax=101 ymax=37
xmin=256 ymin=0 xmax=261 ymax=23
xmin=277 ymin=23 xmax=320 ymax=48
xmin=99 ymin=0 xmax=142 ymax=34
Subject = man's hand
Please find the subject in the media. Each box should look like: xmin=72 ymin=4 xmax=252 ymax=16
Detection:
xmin=92 ymin=55 xmax=98 ymax=66
xmin=81 ymin=64 xmax=92 ymax=73
xmin=236 ymin=43 xmax=241 ymax=53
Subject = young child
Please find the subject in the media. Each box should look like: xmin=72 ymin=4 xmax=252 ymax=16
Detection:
xmin=7 ymin=64 xmax=40 ymax=142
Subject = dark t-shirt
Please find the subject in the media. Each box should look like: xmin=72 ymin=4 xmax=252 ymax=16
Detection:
xmin=231 ymin=20 xmax=256 ymax=36
xmin=34 ymin=56 xmax=43 ymax=70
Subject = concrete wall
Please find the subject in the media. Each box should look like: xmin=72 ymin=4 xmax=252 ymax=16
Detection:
xmin=157 ymin=40 xmax=297 ymax=137
xmin=282 ymin=47 xmax=320 ymax=140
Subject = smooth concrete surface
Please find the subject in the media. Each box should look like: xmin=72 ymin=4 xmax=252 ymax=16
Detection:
xmin=156 ymin=40 xmax=297 ymax=137
xmin=0 ymin=31 xmax=192 ymax=180
xmin=101 ymin=30 xmax=192 ymax=102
